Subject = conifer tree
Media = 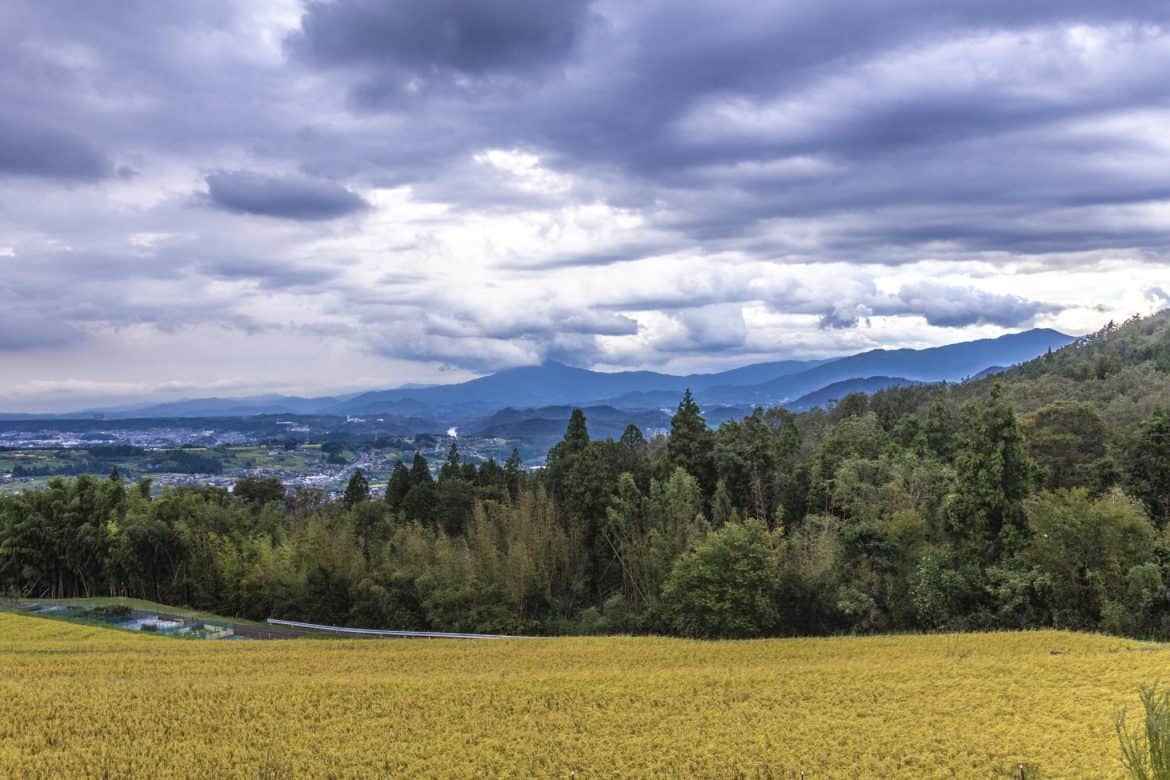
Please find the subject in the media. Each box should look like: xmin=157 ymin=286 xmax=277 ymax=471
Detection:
xmin=545 ymin=409 xmax=590 ymax=498
xmin=343 ymin=468 xmax=370 ymax=509
xmin=385 ymin=460 xmax=411 ymax=511
xmin=922 ymin=395 xmax=957 ymax=461
xmin=948 ymin=385 xmax=1035 ymax=558
xmin=562 ymin=408 xmax=590 ymax=454
xmin=619 ymin=424 xmax=647 ymax=452
xmin=667 ymin=389 xmax=715 ymax=493
xmin=409 ymin=451 xmax=433 ymax=485
xmin=440 ymin=441 xmax=461 ymax=480
xmin=504 ymin=448 xmax=522 ymax=500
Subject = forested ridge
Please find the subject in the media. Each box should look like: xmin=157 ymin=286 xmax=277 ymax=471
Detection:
xmin=2 ymin=311 xmax=1169 ymax=639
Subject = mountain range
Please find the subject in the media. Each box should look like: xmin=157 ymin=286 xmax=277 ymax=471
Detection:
xmin=22 ymin=327 xmax=1074 ymax=423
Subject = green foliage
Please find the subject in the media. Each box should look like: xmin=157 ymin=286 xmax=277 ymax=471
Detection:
xmin=1116 ymin=684 xmax=1170 ymax=780
xmin=440 ymin=442 xmax=462 ymax=480
xmin=921 ymin=395 xmax=958 ymax=461
xmin=557 ymin=409 xmax=590 ymax=456
xmin=1128 ymin=408 xmax=1170 ymax=527
xmin=150 ymin=449 xmax=224 ymax=475
xmin=434 ymin=476 xmax=475 ymax=535
xmin=714 ymin=408 xmax=798 ymax=522
xmin=662 ymin=519 xmax=779 ymax=638
xmin=233 ymin=477 xmax=286 ymax=508
xmin=1024 ymin=401 xmax=1115 ymax=492
xmin=1025 ymin=489 xmax=1154 ymax=630
xmin=947 ymin=385 xmax=1035 ymax=559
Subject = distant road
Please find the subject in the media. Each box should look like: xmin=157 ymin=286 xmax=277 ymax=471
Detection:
xmin=266 ymin=618 xmax=525 ymax=639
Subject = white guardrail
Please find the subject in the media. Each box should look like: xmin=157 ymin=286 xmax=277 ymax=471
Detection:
xmin=266 ymin=618 xmax=525 ymax=639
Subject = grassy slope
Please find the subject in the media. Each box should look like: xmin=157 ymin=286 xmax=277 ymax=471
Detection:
xmin=0 ymin=611 xmax=1158 ymax=778
xmin=2 ymin=596 xmax=271 ymax=627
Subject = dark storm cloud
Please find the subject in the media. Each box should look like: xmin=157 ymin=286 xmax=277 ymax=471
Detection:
xmin=0 ymin=119 xmax=113 ymax=180
xmin=279 ymin=0 xmax=1170 ymax=267
xmin=3 ymin=0 xmax=1170 ymax=388
xmin=290 ymin=0 xmax=593 ymax=77
xmin=204 ymin=171 xmax=370 ymax=221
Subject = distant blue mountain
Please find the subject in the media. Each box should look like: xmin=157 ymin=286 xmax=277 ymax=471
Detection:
xmin=701 ymin=328 xmax=1074 ymax=406
xmin=338 ymin=328 xmax=1072 ymax=415
xmin=334 ymin=356 xmax=842 ymax=417
xmin=684 ymin=359 xmax=832 ymax=390
xmin=22 ymin=327 xmax=1073 ymax=421
xmin=334 ymin=362 xmax=693 ymax=417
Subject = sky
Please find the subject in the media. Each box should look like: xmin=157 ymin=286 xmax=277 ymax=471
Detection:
xmin=2 ymin=0 xmax=1169 ymax=412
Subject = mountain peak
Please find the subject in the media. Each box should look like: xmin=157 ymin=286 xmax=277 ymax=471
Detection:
xmin=25 ymin=326 xmax=1079 ymax=419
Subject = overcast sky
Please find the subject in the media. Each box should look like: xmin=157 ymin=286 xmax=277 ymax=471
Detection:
xmin=2 ymin=0 xmax=1169 ymax=412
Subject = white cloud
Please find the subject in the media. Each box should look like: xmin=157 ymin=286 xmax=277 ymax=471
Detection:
xmin=2 ymin=0 xmax=1170 ymax=409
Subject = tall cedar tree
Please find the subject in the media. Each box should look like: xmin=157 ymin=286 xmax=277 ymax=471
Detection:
xmin=440 ymin=442 xmax=461 ymax=480
xmin=385 ymin=460 xmax=411 ymax=511
xmin=545 ymin=409 xmax=617 ymax=598
xmin=562 ymin=409 xmax=590 ymax=454
xmin=619 ymin=424 xmax=647 ymax=451
xmin=343 ymin=469 xmax=370 ymax=509
xmin=667 ymin=390 xmax=716 ymax=494
xmin=545 ymin=409 xmax=590 ymax=501
xmin=409 ymin=451 xmax=433 ymax=484
xmin=922 ymin=395 xmax=957 ymax=461
xmin=402 ymin=451 xmax=437 ymax=522
xmin=949 ymin=385 xmax=1035 ymax=560
xmin=504 ymin=448 xmax=522 ymax=500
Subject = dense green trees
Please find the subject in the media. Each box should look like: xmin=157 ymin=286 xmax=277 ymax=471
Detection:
xmin=1024 ymin=401 xmax=1114 ymax=492
xmin=1023 ymin=489 xmax=1153 ymax=630
xmin=2 ymin=311 xmax=1169 ymax=639
xmin=1128 ymin=408 xmax=1170 ymax=527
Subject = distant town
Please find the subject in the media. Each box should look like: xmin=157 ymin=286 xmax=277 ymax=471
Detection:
xmin=0 ymin=418 xmax=514 ymax=499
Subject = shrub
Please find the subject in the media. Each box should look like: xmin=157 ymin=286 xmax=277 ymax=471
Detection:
xmin=661 ymin=519 xmax=779 ymax=639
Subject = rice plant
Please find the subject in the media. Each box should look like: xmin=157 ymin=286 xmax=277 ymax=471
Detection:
xmin=1117 ymin=684 xmax=1170 ymax=780
xmin=4 ymin=611 xmax=1169 ymax=777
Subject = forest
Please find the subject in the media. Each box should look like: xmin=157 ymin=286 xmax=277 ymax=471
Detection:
xmin=2 ymin=311 xmax=1168 ymax=639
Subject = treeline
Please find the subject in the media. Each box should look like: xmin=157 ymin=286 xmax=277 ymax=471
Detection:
xmin=1 ymin=313 xmax=1169 ymax=638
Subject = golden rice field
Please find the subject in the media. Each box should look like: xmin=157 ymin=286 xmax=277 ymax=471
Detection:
xmin=0 ymin=611 xmax=1163 ymax=778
